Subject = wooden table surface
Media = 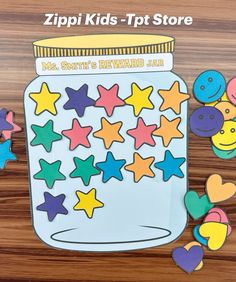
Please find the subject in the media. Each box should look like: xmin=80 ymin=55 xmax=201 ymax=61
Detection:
xmin=0 ymin=0 xmax=235 ymax=281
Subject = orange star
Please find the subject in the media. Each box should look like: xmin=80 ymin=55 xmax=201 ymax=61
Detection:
xmin=158 ymin=81 xmax=190 ymax=114
xmin=93 ymin=118 xmax=124 ymax=149
xmin=125 ymin=153 xmax=155 ymax=182
xmin=153 ymin=115 xmax=183 ymax=147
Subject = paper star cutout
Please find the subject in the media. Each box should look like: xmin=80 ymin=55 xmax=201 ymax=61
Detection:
xmin=95 ymin=84 xmax=125 ymax=116
xmin=0 ymin=140 xmax=16 ymax=169
xmin=31 ymin=120 xmax=62 ymax=152
xmin=36 ymin=192 xmax=68 ymax=222
xmin=63 ymin=84 xmax=95 ymax=117
xmin=154 ymin=150 xmax=186 ymax=182
xmin=74 ymin=188 xmax=104 ymax=219
xmin=153 ymin=115 xmax=183 ymax=147
xmin=96 ymin=151 xmax=126 ymax=182
xmin=29 ymin=83 xmax=61 ymax=115
xmin=93 ymin=118 xmax=124 ymax=149
xmin=2 ymin=111 xmax=21 ymax=139
xmin=158 ymin=81 xmax=190 ymax=115
xmin=125 ymin=83 xmax=154 ymax=116
xmin=125 ymin=153 xmax=155 ymax=182
xmin=34 ymin=159 xmax=66 ymax=189
xmin=127 ymin=117 xmax=157 ymax=149
xmin=62 ymin=119 xmax=92 ymax=150
xmin=70 ymin=155 xmax=100 ymax=186
xmin=0 ymin=108 xmax=13 ymax=131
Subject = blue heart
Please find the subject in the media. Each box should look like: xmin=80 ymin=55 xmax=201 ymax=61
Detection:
xmin=193 ymin=225 xmax=208 ymax=246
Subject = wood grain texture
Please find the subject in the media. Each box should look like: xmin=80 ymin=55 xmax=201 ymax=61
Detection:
xmin=0 ymin=0 xmax=236 ymax=281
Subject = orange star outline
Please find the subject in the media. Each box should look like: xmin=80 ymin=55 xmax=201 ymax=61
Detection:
xmin=158 ymin=81 xmax=190 ymax=115
xmin=125 ymin=152 xmax=155 ymax=182
xmin=93 ymin=117 xmax=124 ymax=149
xmin=153 ymin=115 xmax=183 ymax=147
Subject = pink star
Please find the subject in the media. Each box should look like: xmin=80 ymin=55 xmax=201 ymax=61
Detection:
xmin=127 ymin=117 xmax=157 ymax=149
xmin=2 ymin=111 xmax=21 ymax=139
xmin=95 ymin=84 xmax=125 ymax=116
xmin=62 ymin=119 xmax=92 ymax=150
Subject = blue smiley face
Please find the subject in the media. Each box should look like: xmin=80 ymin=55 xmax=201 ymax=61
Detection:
xmin=193 ymin=70 xmax=226 ymax=103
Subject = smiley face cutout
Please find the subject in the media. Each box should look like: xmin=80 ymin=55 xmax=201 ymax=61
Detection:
xmin=193 ymin=70 xmax=226 ymax=103
xmin=226 ymin=77 xmax=236 ymax=105
xmin=190 ymin=106 xmax=224 ymax=137
xmin=215 ymin=101 xmax=236 ymax=121
xmin=212 ymin=120 xmax=236 ymax=151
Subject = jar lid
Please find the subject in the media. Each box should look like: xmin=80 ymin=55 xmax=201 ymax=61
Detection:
xmin=33 ymin=34 xmax=175 ymax=58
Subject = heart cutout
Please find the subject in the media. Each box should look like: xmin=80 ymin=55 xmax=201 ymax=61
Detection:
xmin=172 ymin=245 xmax=204 ymax=273
xmin=206 ymin=174 xmax=236 ymax=203
xmin=204 ymin=211 xmax=221 ymax=222
xmin=184 ymin=191 xmax=214 ymax=220
xmin=184 ymin=241 xmax=204 ymax=271
xmin=193 ymin=225 xmax=208 ymax=246
xmin=199 ymin=222 xmax=228 ymax=251
xmin=204 ymin=208 xmax=232 ymax=236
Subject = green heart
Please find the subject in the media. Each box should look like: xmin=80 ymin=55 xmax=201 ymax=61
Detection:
xmin=184 ymin=191 xmax=214 ymax=220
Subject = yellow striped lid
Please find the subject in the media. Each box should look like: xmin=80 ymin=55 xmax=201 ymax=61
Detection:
xmin=33 ymin=34 xmax=175 ymax=58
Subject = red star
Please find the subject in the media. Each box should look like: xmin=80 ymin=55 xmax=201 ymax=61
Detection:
xmin=127 ymin=117 xmax=157 ymax=149
xmin=62 ymin=119 xmax=92 ymax=150
xmin=95 ymin=84 xmax=125 ymax=116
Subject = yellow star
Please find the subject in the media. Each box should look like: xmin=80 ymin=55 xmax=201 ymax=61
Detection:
xmin=158 ymin=81 xmax=190 ymax=115
xmin=93 ymin=117 xmax=124 ymax=149
xmin=125 ymin=83 xmax=154 ymax=116
xmin=153 ymin=115 xmax=183 ymax=147
xmin=29 ymin=82 xmax=61 ymax=115
xmin=74 ymin=188 xmax=104 ymax=218
xmin=125 ymin=153 xmax=155 ymax=182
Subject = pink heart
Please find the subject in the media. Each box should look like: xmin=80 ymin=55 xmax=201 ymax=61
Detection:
xmin=204 ymin=208 xmax=232 ymax=236
xmin=204 ymin=211 xmax=221 ymax=222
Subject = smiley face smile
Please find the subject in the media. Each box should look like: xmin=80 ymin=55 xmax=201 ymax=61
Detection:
xmin=208 ymin=85 xmax=221 ymax=99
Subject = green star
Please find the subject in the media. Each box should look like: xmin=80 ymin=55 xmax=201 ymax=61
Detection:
xmin=70 ymin=155 xmax=100 ymax=186
xmin=31 ymin=120 xmax=62 ymax=152
xmin=34 ymin=159 xmax=66 ymax=188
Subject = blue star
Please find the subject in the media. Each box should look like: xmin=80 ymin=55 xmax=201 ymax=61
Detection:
xmin=63 ymin=84 xmax=95 ymax=117
xmin=0 ymin=140 xmax=17 ymax=169
xmin=154 ymin=150 xmax=186 ymax=182
xmin=96 ymin=151 xmax=126 ymax=182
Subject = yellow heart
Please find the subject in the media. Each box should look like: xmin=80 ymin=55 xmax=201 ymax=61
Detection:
xmin=206 ymin=174 xmax=236 ymax=203
xmin=199 ymin=222 xmax=228 ymax=251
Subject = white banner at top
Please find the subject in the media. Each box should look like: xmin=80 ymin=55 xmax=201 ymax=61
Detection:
xmin=35 ymin=53 xmax=173 ymax=76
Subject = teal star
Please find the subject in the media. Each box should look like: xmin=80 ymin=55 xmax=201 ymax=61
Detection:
xmin=31 ymin=120 xmax=62 ymax=152
xmin=34 ymin=159 xmax=66 ymax=188
xmin=70 ymin=155 xmax=100 ymax=186
xmin=154 ymin=150 xmax=186 ymax=182
xmin=0 ymin=140 xmax=16 ymax=169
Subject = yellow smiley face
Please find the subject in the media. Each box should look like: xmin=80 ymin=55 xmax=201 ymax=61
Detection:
xmin=212 ymin=120 xmax=236 ymax=150
xmin=215 ymin=101 xmax=236 ymax=120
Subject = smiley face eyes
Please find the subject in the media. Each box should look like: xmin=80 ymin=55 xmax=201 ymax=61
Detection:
xmin=200 ymin=78 xmax=213 ymax=90
xmin=231 ymin=128 xmax=235 ymax=133
xmin=225 ymin=109 xmax=230 ymax=114
xmin=220 ymin=130 xmax=225 ymax=134
xmin=198 ymin=114 xmax=215 ymax=120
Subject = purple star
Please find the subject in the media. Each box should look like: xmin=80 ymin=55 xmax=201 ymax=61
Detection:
xmin=63 ymin=84 xmax=95 ymax=117
xmin=0 ymin=109 xmax=13 ymax=131
xmin=36 ymin=192 xmax=68 ymax=222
